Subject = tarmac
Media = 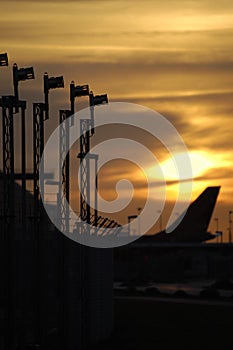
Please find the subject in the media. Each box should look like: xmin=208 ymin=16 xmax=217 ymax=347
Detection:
xmin=97 ymin=295 xmax=233 ymax=350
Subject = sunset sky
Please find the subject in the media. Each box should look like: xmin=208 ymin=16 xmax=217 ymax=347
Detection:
xmin=1 ymin=0 xmax=233 ymax=240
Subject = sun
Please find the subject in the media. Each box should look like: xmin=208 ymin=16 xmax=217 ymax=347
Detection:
xmin=147 ymin=151 xmax=214 ymax=181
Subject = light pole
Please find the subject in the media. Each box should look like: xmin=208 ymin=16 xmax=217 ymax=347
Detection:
xmin=13 ymin=63 xmax=35 ymax=194
xmin=13 ymin=63 xmax=34 ymax=113
xmin=70 ymin=81 xmax=90 ymax=231
xmin=214 ymin=217 xmax=219 ymax=243
xmin=157 ymin=210 xmax=162 ymax=231
xmin=89 ymin=92 xmax=108 ymax=228
xmin=70 ymin=81 xmax=89 ymax=125
xmin=59 ymin=109 xmax=72 ymax=234
xmin=229 ymin=210 xmax=232 ymax=243
xmin=128 ymin=215 xmax=137 ymax=236
xmin=137 ymin=207 xmax=142 ymax=235
xmin=33 ymin=72 xmax=64 ymax=346
xmin=77 ymin=88 xmax=108 ymax=234
xmin=33 ymin=72 xmax=64 ymax=202
xmin=44 ymin=72 xmax=64 ymax=119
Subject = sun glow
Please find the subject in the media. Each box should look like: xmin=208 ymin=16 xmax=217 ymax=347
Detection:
xmin=147 ymin=151 xmax=217 ymax=182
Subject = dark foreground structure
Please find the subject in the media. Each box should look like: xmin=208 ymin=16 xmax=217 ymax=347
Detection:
xmin=0 ymin=180 xmax=113 ymax=350
xmin=1 ymin=54 xmax=232 ymax=350
xmin=114 ymin=242 xmax=233 ymax=283
xmin=99 ymin=296 xmax=233 ymax=350
xmin=0 ymin=55 xmax=114 ymax=350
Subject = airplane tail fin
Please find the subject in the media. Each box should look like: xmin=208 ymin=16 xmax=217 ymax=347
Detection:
xmin=168 ymin=186 xmax=221 ymax=242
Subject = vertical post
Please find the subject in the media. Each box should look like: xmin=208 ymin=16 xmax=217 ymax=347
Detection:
xmin=70 ymin=81 xmax=75 ymax=116
xmin=128 ymin=216 xmax=131 ymax=236
xmin=58 ymin=110 xmax=72 ymax=350
xmin=21 ymin=103 xmax=27 ymax=228
xmin=33 ymin=102 xmax=46 ymax=346
xmin=229 ymin=211 xmax=232 ymax=243
xmin=1 ymin=96 xmax=16 ymax=350
xmin=21 ymin=105 xmax=26 ymax=191
xmin=89 ymin=91 xmax=95 ymax=135
xmin=79 ymin=119 xmax=91 ymax=231
xmin=33 ymin=103 xmax=45 ymax=204
xmin=94 ymin=155 xmax=98 ymax=228
xmin=44 ymin=73 xmax=49 ymax=120
xmin=88 ymin=154 xmax=98 ymax=232
xmin=2 ymin=99 xmax=15 ymax=218
xmin=89 ymin=93 xmax=98 ymax=227
xmin=214 ymin=218 xmax=219 ymax=243
xmin=1 ymin=95 xmax=29 ymax=349
xmin=70 ymin=81 xmax=90 ymax=230
xmin=137 ymin=207 xmax=142 ymax=235
xmin=59 ymin=110 xmax=71 ymax=233
xmin=39 ymin=111 xmax=45 ymax=203
xmin=13 ymin=64 xmax=19 ymax=113
xmin=157 ymin=210 xmax=162 ymax=231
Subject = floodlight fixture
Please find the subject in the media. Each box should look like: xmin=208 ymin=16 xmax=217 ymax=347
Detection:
xmin=89 ymin=91 xmax=108 ymax=135
xmin=90 ymin=92 xmax=108 ymax=106
xmin=44 ymin=72 xmax=64 ymax=119
xmin=0 ymin=52 xmax=8 ymax=66
xmin=44 ymin=73 xmax=64 ymax=90
xmin=13 ymin=64 xmax=34 ymax=82
xmin=128 ymin=215 xmax=138 ymax=221
xmin=13 ymin=63 xmax=35 ymax=112
xmin=70 ymin=81 xmax=89 ymax=101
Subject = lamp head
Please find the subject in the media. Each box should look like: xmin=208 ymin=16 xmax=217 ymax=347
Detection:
xmin=44 ymin=73 xmax=64 ymax=91
xmin=48 ymin=76 xmax=64 ymax=89
xmin=0 ymin=53 xmax=8 ymax=66
xmin=71 ymin=83 xmax=89 ymax=99
xmin=91 ymin=93 xmax=108 ymax=106
xmin=14 ymin=64 xmax=34 ymax=82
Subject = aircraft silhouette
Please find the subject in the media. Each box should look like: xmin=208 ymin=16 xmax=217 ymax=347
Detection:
xmin=141 ymin=186 xmax=221 ymax=243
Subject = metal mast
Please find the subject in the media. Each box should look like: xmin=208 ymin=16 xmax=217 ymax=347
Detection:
xmin=59 ymin=109 xmax=72 ymax=233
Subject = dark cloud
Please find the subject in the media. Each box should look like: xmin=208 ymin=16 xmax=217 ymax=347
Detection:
xmin=0 ymin=0 xmax=105 ymax=2
xmin=197 ymin=167 xmax=233 ymax=182
xmin=3 ymin=0 xmax=233 ymax=12
xmin=61 ymin=54 xmax=233 ymax=71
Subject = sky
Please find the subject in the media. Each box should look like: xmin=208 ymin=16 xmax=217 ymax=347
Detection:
xmin=1 ymin=0 xmax=233 ymax=240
